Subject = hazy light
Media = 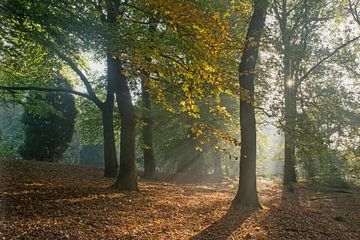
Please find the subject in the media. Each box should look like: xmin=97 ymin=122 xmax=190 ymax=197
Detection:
xmin=286 ymin=80 xmax=294 ymax=88
xmin=89 ymin=59 xmax=106 ymax=75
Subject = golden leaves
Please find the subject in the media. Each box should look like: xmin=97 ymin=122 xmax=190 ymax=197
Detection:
xmin=129 ymin=0 xmax=242 ymax=118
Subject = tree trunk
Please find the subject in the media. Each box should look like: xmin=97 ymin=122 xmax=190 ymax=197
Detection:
xmin=141 ymin=21 xmax=157 ymax=180
xmin=233 ymin=0 xmax=268 ymax=208
xmin=110 ymin=58 xmax=138 ymax=191
xmin=283 ymin=87 xmax=297 ymax=186
xmin=283 ymin=47 xmax=297 ymax=187
xmin=101 ymin=51 xmax=119 ymax=178
xmin=105 ymin=0 xmax=137 ymax=191
xmin=101 ymin=104 xmax=118 ymax=178
xmin=141 ymin=77 xmax=156 ymax=179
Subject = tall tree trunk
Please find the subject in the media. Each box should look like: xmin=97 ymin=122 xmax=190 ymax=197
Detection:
xmin=110 ymin=58 xmax=138 ymax=191
xmin=102 ymin=103 xmax=118 ymax=178
xmin=141 ymin=77 xmax=156 ymax=179
xmin=105 ymin=0 xmax=137 ymax=190
xmin=283 ymin=86 xmax=297 ymax=187
xmin=141 ymin=21 xmax=157 ymax=180
xmin=283 ymin=47 xmax=297 ymax=187
xmin=102 ymin=52 xmax=119 ymax=178
xmin=233 ymin=0 xmax=268 ymax=208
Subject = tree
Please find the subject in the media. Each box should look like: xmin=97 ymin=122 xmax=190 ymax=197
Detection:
xmin=140 ymin=21 xmax=157 ymax=180
xmin=19 ymin=80 xmax=77 ymax=162
xmin=233 ymin=0 xmax=269 ymax=208
xmin=1 ymin=0 xmax=248 ymax=190
xmin=271 ymin=0 xmax=316 ymax=186
xmin=296 ymin=70 xmax=360 ymax=187
xmin=0 ymin=0 xmax=119 ymax=178
xmin=270 ymin=0 xmax=360 ymax=188
xmin=141 ymin=74 xmax=156 ymax=179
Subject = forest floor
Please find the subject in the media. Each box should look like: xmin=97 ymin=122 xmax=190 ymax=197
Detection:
xmin=0 ymin=158 xmax=359 ymax=240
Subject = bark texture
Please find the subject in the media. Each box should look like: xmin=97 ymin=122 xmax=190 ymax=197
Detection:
xmin=101 ymin=51 xmax=119 ymax=178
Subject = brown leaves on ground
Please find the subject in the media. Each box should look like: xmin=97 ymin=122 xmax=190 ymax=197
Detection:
xmin=0 ymin=158 xmax=359 ymax=239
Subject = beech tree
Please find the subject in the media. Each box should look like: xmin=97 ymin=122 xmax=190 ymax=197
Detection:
xmin=233 ymin=0 xmax=269 ymax=208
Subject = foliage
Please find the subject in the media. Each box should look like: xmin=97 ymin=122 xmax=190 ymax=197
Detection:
xmin=0 ymin=105 xmax=24 ymax=158
xmin=297 ymin=80 xmax=360 ymax=187
xmin=76 ymin=94 xmax=105 ymax=145
xmin=19 ymin=81 xmax=77 ymax=162
xmin=0 ymin=0 xmax=359 ymax=189
xmin=141 ymin=91 xmax=239 ymax=174
xmin=259 ymin=0 xmax=360 ymax=186
xmin=120 ymin=0 xmax=250 ymax=118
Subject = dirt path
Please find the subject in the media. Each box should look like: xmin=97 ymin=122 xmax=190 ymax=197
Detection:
xmin=0 ymin=159 xmax=359 ymax=239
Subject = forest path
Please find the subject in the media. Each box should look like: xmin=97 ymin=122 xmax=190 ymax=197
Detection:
xmin=0 ymin=158 xmax=359 ymax=239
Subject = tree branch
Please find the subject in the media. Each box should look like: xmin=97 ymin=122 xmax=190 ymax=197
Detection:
xmin=298 ymin=35 xmax=360 ymax=86
xmin=50 ymin=47 xmax=103 ymax=107
xmin=30 ymin=34 xmax=104 ymax=108
xmin=123 ymin=2 xmax=154 ymax=16
xmin=0 ymin=85 xmax=101 ymax=107
xmin=159 ymin=53 xmax=190 ymax=72
xmin=349 ymin=0 xmax=360 ymax=24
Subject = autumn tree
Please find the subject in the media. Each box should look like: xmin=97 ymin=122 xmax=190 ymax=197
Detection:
xmin=126 ymin=0 xmax=244 ymax=180
xmin=1 ymin=0 xmax=249 ymax=189
xmin=233 ymin=0 xmax=269 ymax=208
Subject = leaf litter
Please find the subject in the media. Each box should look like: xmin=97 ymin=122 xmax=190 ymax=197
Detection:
xmin=0 ymin=158 xmax=359 ymax=239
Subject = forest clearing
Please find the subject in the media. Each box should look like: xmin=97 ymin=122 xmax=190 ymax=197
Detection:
xmin=1 ymin=0 xmax=360 ymax=239
xmin=1 ymin=158 xmax=359 ymax=240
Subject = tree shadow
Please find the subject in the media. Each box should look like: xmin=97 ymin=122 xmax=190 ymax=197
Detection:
xmin=190 ymin=205 xmax=257 ymax=240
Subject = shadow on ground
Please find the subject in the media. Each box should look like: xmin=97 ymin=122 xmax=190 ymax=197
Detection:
xmin=190 ymin=205 xmax=256 ymax=239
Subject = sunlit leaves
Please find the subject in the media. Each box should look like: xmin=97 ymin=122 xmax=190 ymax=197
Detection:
xmin=125 ymin=0 xmax=248 ymax=118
